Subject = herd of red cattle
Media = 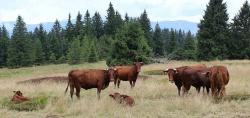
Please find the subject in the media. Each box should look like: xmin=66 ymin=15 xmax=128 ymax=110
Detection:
xmin=11 ymin=62 xmax=229 ymax=106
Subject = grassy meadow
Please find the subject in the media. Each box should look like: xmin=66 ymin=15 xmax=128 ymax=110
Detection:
xmin=0 ymin=60 xmax=250 ymax=118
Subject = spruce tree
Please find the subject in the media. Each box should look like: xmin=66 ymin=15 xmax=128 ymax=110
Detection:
xmin=33 ymin=38 xmax=45 ymax=65
xmin=107 ymin=20 xmax=152 ymax=66
xmin=182 ymin=31 xmax=197 ymax=60
xmin=88 ymin=41 xmax=98 ymax=63
xmin=161 ymin=28 xmax=170 ymax=55
xmin=139 ymin=10 xmax=152 ymax=45
xmin=125 ymin=13 xmax=129 ymax=23
xmin=7 ymin=16 xmax=33 ymax=68
xmin=114 ymin=11 xmax=123 ymax=31
xmin=230 ymin=1 xmax=250 ymax=59
xmin=74 ymin=12 xmax=83 ymax=36
xmin=65 ymin=14 xmax=74 ymax=42
xmin=83 ymin=10 xmax=93 ymax=36
xmin=67 ymin=37 xmax=81 ymax=64
xmin=197 ymin=0 xmax=229 ymax=60
xmin=0 ymin=25 xmax=9 ymax=67
xmin=153 ymin=23 xmax=164 ymax=56
xmin=50 ymin=19 xmax=65 ymax=60
xmin=104 ymin=2 xmax=116 ymax=36
xmin=168 ymin=29 xmax=177 ymax=54
xmin=92 ymin=12 xmax=104 ymax=39
xmin=34 ymin=24 xmax=48 ymax=61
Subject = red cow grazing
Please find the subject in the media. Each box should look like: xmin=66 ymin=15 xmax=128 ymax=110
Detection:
xmin=65 ymin=68 xmax=116 ymax=99
xmin=11 ymin=91 xmax=29 ymax=103
xmin=109 ymin=92 xmax=135 ymax=106
xmin=163 ymin=64 xmax=208 ymax=96
xmin=114 ymin=62 xmax=143 ymax=88
xmin=204 ymin=66 xmax=229 ymax=98
xmin=179 ymin=67 xmax=211 ymax=96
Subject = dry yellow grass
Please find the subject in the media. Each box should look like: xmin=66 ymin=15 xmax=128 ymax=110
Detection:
xmin=0 ymin=60 xmax=250 ymax=118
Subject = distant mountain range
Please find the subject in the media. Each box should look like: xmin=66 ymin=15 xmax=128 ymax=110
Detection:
xmin=1 ymin=20 xmax=198 ymax=35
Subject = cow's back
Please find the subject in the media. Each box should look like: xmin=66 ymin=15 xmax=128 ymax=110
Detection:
xmin=210 ymin=66 xmax=229 ymax=85
xmin=115 ymin=66 xmax=135 ymax=81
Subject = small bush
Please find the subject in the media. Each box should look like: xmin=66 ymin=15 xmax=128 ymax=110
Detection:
xmin=0 ymin=96 xmax=49 ymax=111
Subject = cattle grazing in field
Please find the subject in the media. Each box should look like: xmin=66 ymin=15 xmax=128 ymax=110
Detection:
xmin=114 ymin=62 xmax=143 ymax=88
xmin=163 ymin=64 xmax=209 ymax=96
xmin=109 ymin=92 xmax=135 ymax=106
xmin=203 ymin=66 xmax=229 ymax=98
xmin=11 ymin=90 xmax=29 ymax=103
xmin=65 ymin=68 xmax=117 ymax=99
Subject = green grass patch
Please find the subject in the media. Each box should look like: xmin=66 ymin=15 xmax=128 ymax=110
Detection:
xmin=143 ymin=70 xmax=164 ymax=75
xmin=225 ymin=94 xmax=250 ymax=101
xmin=0 ymin=95 xmax=49 ymax=111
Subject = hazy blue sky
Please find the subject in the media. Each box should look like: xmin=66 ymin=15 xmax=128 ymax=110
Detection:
xmin=0 ymin=0 xmax=247 ymax=24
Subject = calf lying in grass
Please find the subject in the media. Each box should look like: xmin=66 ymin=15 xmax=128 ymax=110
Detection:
xmin=109 ymin=92 xmax=135 ymax=106
xmin=11 ymin=90 xmax=29 ymax=103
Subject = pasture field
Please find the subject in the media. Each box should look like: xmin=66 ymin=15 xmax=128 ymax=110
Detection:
xmin=0 ymin=60 xmax=250 ymax=118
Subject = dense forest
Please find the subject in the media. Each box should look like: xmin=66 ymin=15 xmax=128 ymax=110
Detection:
xmin=0 ymin=0 xmax=250 ymax=68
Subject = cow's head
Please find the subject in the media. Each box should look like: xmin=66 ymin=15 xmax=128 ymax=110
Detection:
xmin=13 ymin=90 xmax=23 ymax=96
xmin=107 ymin=67 xmax=118 ymax=81
xmin=109 ymin=92 xmax=122 ymax=103
xmin=163 ymin=68 xmax=177 ymax=83
xmin=201 ymin=71 xmax=211 ymax=78
xmin=133 ymin=62 xmax=143 ymax=72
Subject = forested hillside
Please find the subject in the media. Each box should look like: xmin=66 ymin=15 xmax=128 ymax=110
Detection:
xmin=1 ymin=1 xmax=250 ymax=68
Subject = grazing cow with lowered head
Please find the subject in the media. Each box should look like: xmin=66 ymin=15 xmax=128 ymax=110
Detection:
xmin=109 ymin=92 xmax=135 ymax=106
xmin=11 ymin=90 xmax=29 ymax=103
xmin=65 ymin=68 xmax=117 ymax=99
xmin=114 ymin=62 xmax=143 ymax=88
xmin=163 ymin=64 xmax=209 ymax=96
xmin=203 ymin=66 xmax=229 ymax=98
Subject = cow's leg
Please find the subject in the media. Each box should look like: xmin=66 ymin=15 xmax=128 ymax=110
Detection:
xmin=206 ymin=86 xmax=210 ymax=95
xmin=117 ymin=79 xmax=121 ymax=88
xmin=220 ymin=85 xmax=226 ymax=97
xmin=70 ymin=84 xmax=74 ymax=99
xmin=132 ymin=79 xmax=137 ymax=88
xmin=182 ymin=84 xmax=191 ymax=96
xmin=114 ymin=78 xmax=117 ymax=88
xmin=129 ymin=80 xmax=133 ymax=89
xmin=97 ymin=87 xmax=101 ymax=100
xmin=177 ymin=86 xmax=181 ymax=96
xmin=75 ymin=85 xmax=81 ymax=99
xmin=196 ymin=87 xmax=201 ymax=94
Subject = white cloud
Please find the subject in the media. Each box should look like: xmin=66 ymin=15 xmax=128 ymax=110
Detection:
xmin=0 ymin=0 xmax=248 ymax=24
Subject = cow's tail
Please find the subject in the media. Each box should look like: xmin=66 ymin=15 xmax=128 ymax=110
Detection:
xmin=65 ymin=75 xmax=71 ymax=95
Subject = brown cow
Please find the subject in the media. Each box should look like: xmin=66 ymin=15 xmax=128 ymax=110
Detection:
xmin=204 ymin=66 xmax=229 ymax=98
xmin=11 ymin=91 xmax=29 ymax=103
xmin=114 ymin=62 xmax=143 ymax=88
xmin=163 ymin=64 xmax=209 ymax=96
xmin=109 ymin=92 xmax=135 ymax=106
xmin=65 ymin=68 xmax=116 ymax=99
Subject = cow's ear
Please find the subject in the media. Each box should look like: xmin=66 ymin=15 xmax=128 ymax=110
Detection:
xmin=109 ymin=94 xmax=114 ymax=98
xmin=173 ymin=68 xmax=178 ymax=74
xmin=205 ymin=71 xmax=210 ymax=77
xmin=163 ymin=70 xmax=167 ymax=75
xmin=140 ymin=62 xmax=144 ymax=65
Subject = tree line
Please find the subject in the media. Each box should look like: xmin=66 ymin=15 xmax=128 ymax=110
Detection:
xmin=0 ymin=0 xmax=250 ymax=68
